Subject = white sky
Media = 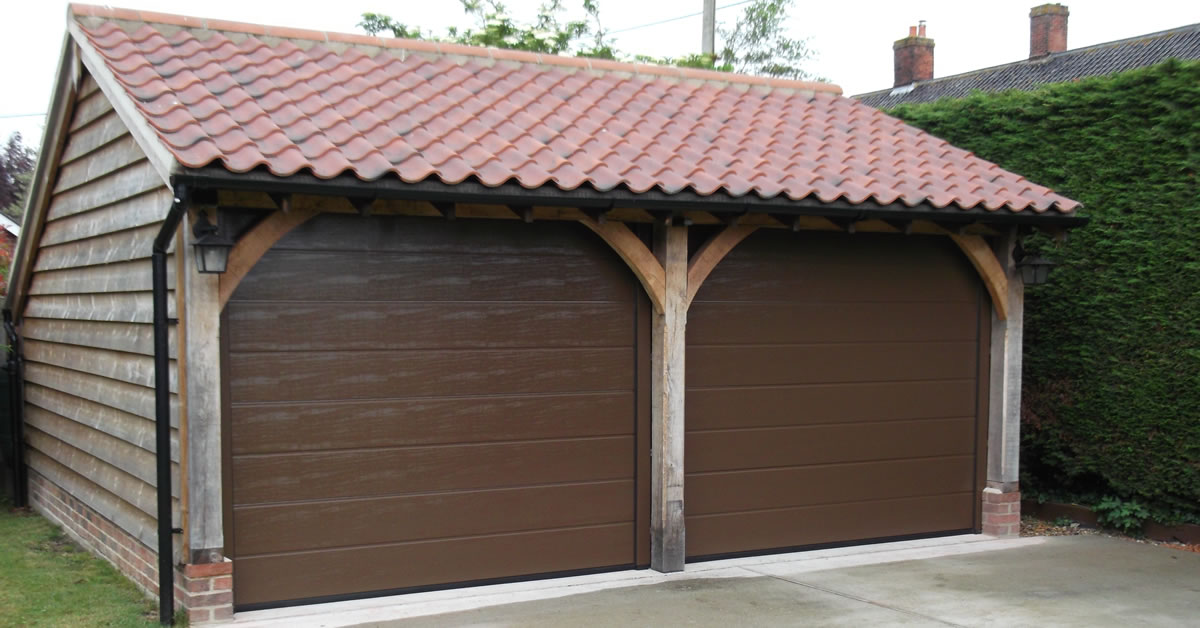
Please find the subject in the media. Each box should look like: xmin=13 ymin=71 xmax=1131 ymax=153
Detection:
xmin=2 ymin=0 xmax=1197 ymax=150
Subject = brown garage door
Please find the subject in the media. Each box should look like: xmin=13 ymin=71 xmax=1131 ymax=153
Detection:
xmin=224 ymin=215 xmax=646 ymax=609
xmin=685 ymin=230 xmax=987 ymax=559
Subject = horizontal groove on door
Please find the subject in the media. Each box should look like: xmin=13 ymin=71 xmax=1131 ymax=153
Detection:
xmin=234 ymin=436 xmax=634 ymax=505
xmin=229 ymin=347 xmax=633 ymax=403
xmin=232 ymin=391 xmax=634 ymax=455
xmin=686 ymin=380 xmax=976 ymax=429
xmin=235 ymin=482 xmax=635 ymax=556
xmin=686 ymin=457 xmax=975 ymax=515
xmin=685 ymin=493 xmax=976 ymax=558
xmin=234 ymin=524 xmax=635 ymax=608
xmin=228 ymin=301 xmax=634 ymax=351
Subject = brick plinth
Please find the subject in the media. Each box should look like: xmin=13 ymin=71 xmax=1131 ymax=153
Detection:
xmin=982 ymin=487 xmax=1021 ymax=537
xmin=175 ymin=560 xmax=234 ymax=623
xmin=28 ymin=470 xmax=236 ymax=624
xmin=28 ymin=470 xmax=161 ymax=596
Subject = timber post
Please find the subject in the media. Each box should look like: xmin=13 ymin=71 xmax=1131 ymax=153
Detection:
xmin=984 ymin=227 xmax=1024 ymax=536
xmin=650 ymin=222 xmax=688 ymax=571
xmin=180 ymin=213 xmax=226 ymax=562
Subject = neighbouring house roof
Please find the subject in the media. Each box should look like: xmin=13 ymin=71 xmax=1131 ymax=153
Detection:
xmin=856 ymin=22 xmax=1200 ymax=108
xmin=68 ymin=4 xmax=1079 ymax=214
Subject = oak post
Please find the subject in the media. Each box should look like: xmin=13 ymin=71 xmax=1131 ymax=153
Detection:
xmin=650 ymin=222 xmax=687 ymax=572
xmin=181 ymin=214 xmax=225 ymax=562
xmin=987 ymin=228 xmax=1024 ymax=492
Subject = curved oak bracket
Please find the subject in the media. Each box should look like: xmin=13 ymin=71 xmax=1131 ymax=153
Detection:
xmin=577 ymin=217 xmax=666 ymax=314
xmin=949 ymin=233 xmax=1010 ymax=321
xmin=218 ymin=208 xmax=318 ymax=309
xmin=685 ymin=225 xmax=758 ymax=308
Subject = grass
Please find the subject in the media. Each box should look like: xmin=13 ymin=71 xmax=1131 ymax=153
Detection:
xmin=0 ymin=498 xmax=160 ymax=627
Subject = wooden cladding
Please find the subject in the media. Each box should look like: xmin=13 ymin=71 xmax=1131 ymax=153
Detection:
xmin=19 ymin=73 xmax=176 ymax=552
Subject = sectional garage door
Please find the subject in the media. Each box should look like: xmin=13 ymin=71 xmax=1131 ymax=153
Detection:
xmin=685 ymin=230 xmax=987 ymax=559
xmin=224 ymin=215 xmax=646 ymax=608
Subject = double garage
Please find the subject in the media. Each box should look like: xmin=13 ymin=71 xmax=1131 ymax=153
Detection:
xmin=223 ymin=213 xmax=986 ymax=609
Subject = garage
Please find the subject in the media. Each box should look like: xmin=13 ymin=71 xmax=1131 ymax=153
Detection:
xmin=222 ymin=215 xmax=650 ymax=608
xmin=685 ymin=230 xmax=988 ymax=559
xmin=9 ymin=7 xmax=1089 ymax=621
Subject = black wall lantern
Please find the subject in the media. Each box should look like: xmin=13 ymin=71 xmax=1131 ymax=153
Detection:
xmin=192 ymin=212 xmax=233 ymax=274
xmin=1015 ymin=246 xmax=1056 ymax=285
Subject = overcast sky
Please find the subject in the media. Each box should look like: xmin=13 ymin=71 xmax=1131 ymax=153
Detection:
xmin=2 ymin=0 xmax=1197 ymax=149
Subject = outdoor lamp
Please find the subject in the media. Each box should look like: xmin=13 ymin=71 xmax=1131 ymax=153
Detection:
xmin=192 ymin=213 xmax=233 ymax=274
xmin=1016 ymin=251 xmax=1056 ymax=285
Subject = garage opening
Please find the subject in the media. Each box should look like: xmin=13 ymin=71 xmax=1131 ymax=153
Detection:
xmin=685 ymin=230 xmax=989 ymax=559
xmin=223 ymin=215 xmax=649 ymax=609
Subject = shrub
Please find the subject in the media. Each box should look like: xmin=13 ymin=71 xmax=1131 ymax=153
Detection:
xmin=889 ymin=60 xmax=1200 ymax=524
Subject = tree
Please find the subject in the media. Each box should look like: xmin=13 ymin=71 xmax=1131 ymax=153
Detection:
xmin=360 ymin=0 xmax=615 ymax=58
xmin=358 ymin=0 xmax=816 ymax=78
xmin=718 ymin=0 xmax=816 ymax=80
xmin=0 ymin=133 xmax=36 ymax=223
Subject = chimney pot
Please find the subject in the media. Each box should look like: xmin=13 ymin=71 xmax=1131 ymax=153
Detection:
xmin=893 ymin=23 xmax=934 ymax=87
xmin=1030 ymin=3 xmax=1069 ymax=58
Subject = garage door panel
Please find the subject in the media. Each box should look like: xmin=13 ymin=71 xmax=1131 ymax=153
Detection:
xmin=687 ymin=342 xmax=977 ymax=388
xmin=228 ymin=302 xmax=634 ymax=352
xmin=687 ymin=301 xmax=978 ymax=345
xmin=233 ymin=250 xmax=634 ymax=303
xmin=229 ymin=347 xmax=632 ymax=403
xmin=235 ymin=523 xmax=635 ymax=608
xmin=686 ymin=493 xmax=976 ymax=558
xmin=229 ymin=215 xmax=642 ymax=607
xmin=687 ymin=418 xmax=975 ymax=473
xmin=234 ymin=436 xmax=633 ymax=505
xmin=235 ymin=480 xmax=634 ymax=556
xmin=232 ymin=392 xmax=633 ymax=455
xmin=694 ymin=235 xmax=977 ymax=304
xmin=685 ymin=229 xmax=982 ymax=559
xmin=686 ymin=457 xmax=975 ymax=516
xmin=276 ymin=214 xmax=608 ymax=257
xmin=686 ymin=381 xmax=976 ymax=431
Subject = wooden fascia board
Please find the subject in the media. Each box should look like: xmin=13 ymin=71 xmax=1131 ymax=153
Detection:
xmin=4 ymin=35 xmax=80 ymax=319
xmin=67 ymin=21 xmax=178 ymax=187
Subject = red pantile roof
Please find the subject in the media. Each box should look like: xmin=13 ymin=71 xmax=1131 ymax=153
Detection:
xmin=69 ymin=4 xmax=1080 ymax=214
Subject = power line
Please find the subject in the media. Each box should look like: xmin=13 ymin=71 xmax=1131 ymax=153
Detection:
xmin=0 ymin=113 xmax=46 ymax=120
xmin=609 ymin=0 xmax=754 ymax=34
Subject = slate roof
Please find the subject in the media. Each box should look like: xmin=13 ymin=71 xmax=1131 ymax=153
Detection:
xmin=857 ymin=23 xmax=1200 ymax=109
xmin=69 ymin=4 xmax=1079 ymax=215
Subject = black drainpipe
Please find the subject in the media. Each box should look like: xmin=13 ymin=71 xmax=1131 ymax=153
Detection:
xmin=153 ymin=184 xmax=188 ymax=626
xmin=3 ymin=308 xmax=26 ymax=507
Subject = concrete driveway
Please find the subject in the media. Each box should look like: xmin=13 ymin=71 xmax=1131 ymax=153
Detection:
xmin=235 ymin=535 xmax=1200 ymax=627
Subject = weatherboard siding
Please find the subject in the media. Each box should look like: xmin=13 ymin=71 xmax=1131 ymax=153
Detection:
xmin=21 ymin=72 xmax=179 ymax=552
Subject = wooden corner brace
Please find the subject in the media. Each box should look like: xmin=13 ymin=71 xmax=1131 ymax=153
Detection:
xmin=577 ymin=216 xmax=667 ymax=313
xmin=218 ymin=208 xmax=318 ymax=309
xmin=948 ymin=233 xmax=1010 ymax=320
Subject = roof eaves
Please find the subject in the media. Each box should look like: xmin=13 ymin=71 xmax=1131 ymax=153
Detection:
xmin=174 ymin=166 xmax=1087 ymax=227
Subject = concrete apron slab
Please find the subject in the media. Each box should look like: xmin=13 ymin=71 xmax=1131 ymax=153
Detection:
xmin=231 ymin=534 xmax=1038 ymax=627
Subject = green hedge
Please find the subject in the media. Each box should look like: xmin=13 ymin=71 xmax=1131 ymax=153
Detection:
xmin=889 ymin=60 xmax=1200 ymax=524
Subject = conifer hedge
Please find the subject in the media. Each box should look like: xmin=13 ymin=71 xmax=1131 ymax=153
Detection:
xmin=889 ymin=60 xmax=1200 ymax=524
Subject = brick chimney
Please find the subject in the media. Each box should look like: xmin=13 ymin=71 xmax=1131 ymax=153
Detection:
xmin=1030 ymin=4 xmax=1069 ymax=58
xmin=894 ymin=21 xmax=934 ymax=87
